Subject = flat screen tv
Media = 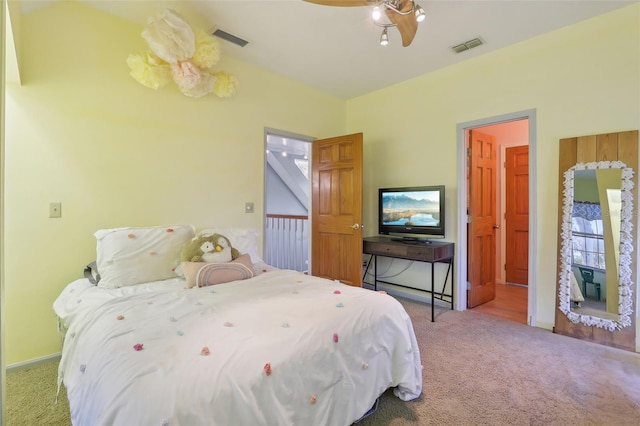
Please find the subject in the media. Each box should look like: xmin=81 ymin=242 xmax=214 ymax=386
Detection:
xmin=378 ymin=185 xmax=445 ymax=242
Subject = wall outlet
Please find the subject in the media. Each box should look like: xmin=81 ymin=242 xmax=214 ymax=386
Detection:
xmin=49 ymin=202 xmax=62 ymax=218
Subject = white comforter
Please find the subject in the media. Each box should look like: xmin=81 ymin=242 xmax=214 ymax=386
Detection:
xmin=54 ymin=267 xmax=422 ymax=426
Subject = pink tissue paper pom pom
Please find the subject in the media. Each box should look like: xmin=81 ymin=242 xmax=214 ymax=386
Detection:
xmin=133 ymin=343 xmax=144 ymax=351
xmin=179 ymin=70 xmax=216 ymax=98
xmin=171 ymin=61 xmax=201 ymax=90
xmin=333 ymin=333 xmax=339 ymax=343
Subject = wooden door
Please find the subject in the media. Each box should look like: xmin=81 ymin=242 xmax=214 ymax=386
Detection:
xmin=505 ymin=145 xmax=529 ymax=285
xmin=311 ymin=133 xmax=363 ymax=287
xmin=468 ymin=130 xmax=497 ymax=308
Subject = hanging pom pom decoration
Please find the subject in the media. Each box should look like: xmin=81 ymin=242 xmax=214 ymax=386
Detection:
xmin=127 ymin=9 xmax=238 ymax=98
xmin=141 ymin=9 xmax=195 ymax=63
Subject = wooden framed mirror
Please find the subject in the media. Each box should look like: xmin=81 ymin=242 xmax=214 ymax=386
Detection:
xmin=555 ymin=131 xmax=638 ymax=352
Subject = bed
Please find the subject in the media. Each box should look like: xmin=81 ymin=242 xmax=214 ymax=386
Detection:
xmin=53 ymin=226 xmax=423 ymax=425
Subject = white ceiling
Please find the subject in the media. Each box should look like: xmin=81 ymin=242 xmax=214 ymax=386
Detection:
xmin=18 ymin=0 xmax=638 ymax=99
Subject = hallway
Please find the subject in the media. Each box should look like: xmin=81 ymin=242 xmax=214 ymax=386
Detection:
xmin=472 ymin=283 xmax=528 ymax=324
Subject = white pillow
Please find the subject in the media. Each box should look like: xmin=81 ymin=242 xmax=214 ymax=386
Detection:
xmin=196 ymin=228 xmax=263 ymax=263
xmin=95 ymin=225 xmax=195 ymax=288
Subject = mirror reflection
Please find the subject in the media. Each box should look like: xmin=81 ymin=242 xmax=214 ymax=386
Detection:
xmin=569 ymin=169 xmax=621 ymax=320
xmin=559 ymin=161 xmax=634 ymax=331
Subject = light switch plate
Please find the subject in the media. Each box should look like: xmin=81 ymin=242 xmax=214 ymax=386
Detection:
xmin=49 ymin=202 xmax=62 ymax=218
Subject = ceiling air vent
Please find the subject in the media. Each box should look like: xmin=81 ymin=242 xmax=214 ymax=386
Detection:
xmin=212 ymin=29 xmax=249 ymax=47
xmin=451 ymin=37 xmax=484 ymax=54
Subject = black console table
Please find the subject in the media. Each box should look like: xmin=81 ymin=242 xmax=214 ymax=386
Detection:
xmin=362 ymin=236 xmax=455 ymax=322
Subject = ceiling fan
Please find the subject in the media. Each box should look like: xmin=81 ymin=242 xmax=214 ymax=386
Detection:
xmin=304 ymin=0 xmax=426 ymax=47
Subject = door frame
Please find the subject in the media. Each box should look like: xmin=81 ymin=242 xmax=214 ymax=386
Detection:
xmin=455 ymin=109 xmax=538 ymax=326
xmin=263 ymin=127 xmax=314 ymax=270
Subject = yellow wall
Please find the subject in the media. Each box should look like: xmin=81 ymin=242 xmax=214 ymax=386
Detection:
xmin=1 ymin=0 xmax=7 ymax=418
xmin=5 ymin=2 xmax=640 ymax=364
xmin=3 ymin=2 xmax=346 ymax=364
xmin=347 ymin=4 xmax=640 ymax=335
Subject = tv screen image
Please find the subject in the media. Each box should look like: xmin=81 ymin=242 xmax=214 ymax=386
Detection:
xmin=378 ymin=186 xmax=445 ymax=240
xmin=382 ymin=191 xmax=441 ymax=226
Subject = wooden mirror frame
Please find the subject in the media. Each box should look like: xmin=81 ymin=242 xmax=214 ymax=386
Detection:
xmin=555 ymin=131 xmax=638 ymax=352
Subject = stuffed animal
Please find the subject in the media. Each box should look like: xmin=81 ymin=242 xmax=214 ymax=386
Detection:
xmin=181 ymin=233 xmax=240 ymax=263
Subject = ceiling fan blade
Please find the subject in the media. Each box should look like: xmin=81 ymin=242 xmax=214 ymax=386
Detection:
xmin=303 ymin=0 xmax=374 ymax=6
xmin=386 ymin=0 xmax=418 ymax=47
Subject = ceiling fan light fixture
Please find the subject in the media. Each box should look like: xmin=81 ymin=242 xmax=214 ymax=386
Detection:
xmin=372 ymin=6 xmax=382 ymax=21
xmin=380 ymin=28 xmax=389 ymax=46
xmin=415 ymin=4 xmax=426 ymax=22
xmin=309 ymin=0 xmax=422 ymax=47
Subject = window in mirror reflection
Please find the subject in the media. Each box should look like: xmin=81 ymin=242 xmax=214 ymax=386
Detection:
xmin=571 ymin=204 xmax=605 ymax=270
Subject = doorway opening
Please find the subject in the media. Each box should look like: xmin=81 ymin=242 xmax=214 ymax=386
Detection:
xmin=456 ymin=110 xmax=538 ymax=326
xmin=264 ymin=129 xmax=313 ymax=273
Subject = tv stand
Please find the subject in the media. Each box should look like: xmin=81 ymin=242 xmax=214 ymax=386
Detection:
xmin=362 ymin=236 xmax=454 ymax=322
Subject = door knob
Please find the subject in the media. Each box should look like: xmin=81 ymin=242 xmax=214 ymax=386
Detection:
xmin=493 ymin=224 xmax=500 ymax=229
xmin=349 ymin=223 xmax=360 ymax=229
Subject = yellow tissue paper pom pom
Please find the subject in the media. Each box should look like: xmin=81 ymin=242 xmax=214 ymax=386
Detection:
xmin=126 ymin=51 xmax=172 ymax=90
xmin=192 ymin=29 xmax=221 ymax=70
xmin=212 ymin=72 xmax=239 ymax=98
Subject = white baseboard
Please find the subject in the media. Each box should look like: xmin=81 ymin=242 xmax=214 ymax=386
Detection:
xmin=6 ymin=353 xmax=61 ymax=372
xmin=363 ymin=281 xmax=452 ymax=309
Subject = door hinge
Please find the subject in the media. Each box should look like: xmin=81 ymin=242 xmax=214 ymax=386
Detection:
xmin=467 ymin=214 xmax=471 ymax=223
xmin=466 ymin=281 xmax=471 ymax=290
xmin=466 ymin=147 xmax=471 ymax=157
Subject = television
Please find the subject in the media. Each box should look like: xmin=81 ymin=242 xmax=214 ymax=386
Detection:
xmin=378 ymin=185 xmax=446 ymax=243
